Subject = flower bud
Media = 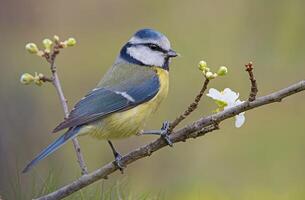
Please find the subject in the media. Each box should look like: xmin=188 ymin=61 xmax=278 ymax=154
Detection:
xmin=25 ymin=43 xmax=39 ymax=54
xmin=34 ymin=79 xmax=43 ymax=86
xmin=206 ymin=72 xmax=217 ymax=80
xmin=53 ymin=35 xmax=60 ymax=42
xmin=42 ymin=38 xmax=53 ymax=52
xmin=33 ymin=72 xmax=43 ymax=86
xmin=198 ymin=60 xmax=207 ymax=71
xmin=37 ymin=73 xmax=44 ymax=79
xmin=205 ymin=71 xmax=213 ymax=79
xmin=36 ymin=51 xmax=45 ymax=57
xmin=20 ymin=73 xmax=34 ymax=85
xmin=217 ymin=66 xmax=228 ymax=76
xmin=201 ymin=67 xmax=210 ymax=75
xmin=66 ymin=37 xmax=76 ymax=47
xmin=60 ymin=42 xmax=67 ymax=48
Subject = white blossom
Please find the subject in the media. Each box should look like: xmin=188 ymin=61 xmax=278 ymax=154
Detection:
xmin=207 ymin=88 xmax=245 ymax=128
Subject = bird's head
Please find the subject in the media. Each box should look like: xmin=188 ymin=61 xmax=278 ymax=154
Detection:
xmin=119 ymin=28 xmax=178 ymax=70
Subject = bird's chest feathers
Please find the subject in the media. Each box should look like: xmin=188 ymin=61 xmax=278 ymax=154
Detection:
xmin=111 ymin=67 xmax=169 ymax=130
xmin=90 ymin=67 xmax=169 ymax=139
xmin=138 ymin=67 xmax=169 ymax=111
xmin=150 ymin=67 xmax=169 ymax=104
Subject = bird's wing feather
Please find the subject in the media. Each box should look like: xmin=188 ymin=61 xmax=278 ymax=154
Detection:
xmin=53 ymin=70 xmax=160 ymax=133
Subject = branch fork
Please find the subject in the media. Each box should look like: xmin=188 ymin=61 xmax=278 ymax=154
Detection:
xmin=24 ymin=37 xmax=89 ymax=175
xmin=46 ymin=41 xmax=88 ymax=175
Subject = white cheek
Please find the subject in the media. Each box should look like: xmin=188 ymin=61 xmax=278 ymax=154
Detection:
xmin=127 ymin=46 xmax=164 ymax=67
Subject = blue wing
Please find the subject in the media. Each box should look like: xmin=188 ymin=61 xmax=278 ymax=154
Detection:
xmin=53 ymin=72 xmax=160 ymax=133
xmin=22 ymin=70 xmax=160 ymax=173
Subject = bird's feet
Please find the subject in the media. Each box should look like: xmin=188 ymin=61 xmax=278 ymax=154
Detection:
xmin=160 ymin=121 xmax=173 ymax=146
xmin=113 ymin=151 xmax=125 ymax=173
xmin=141 ymin=121 xmax=173 ymax=147
xmin=108 ymin=140 xmax=125 ymax=173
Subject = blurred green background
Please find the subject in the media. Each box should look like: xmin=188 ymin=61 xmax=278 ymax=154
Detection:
xmin=1 ymin=0 xmax=305 ymax=199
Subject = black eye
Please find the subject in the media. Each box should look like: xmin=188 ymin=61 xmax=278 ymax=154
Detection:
xmin=148 ymin=44 xmax=159 ymax=50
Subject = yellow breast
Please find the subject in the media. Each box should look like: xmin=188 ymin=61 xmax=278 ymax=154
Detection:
xmin=82 ymin=67 xmax=169 ymax=140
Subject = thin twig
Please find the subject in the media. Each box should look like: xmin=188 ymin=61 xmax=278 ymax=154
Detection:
xmin=44 ymin=44 xmax=88 ymax=175
xmin=245 ymin=62 xmax=258 ymax=101
xmin=35 ymin=80 xmax=305 ymax=200
xmin=39 ymin=75 xmax=53 ymax=83
xmin=169 ymin=78 xmax=210 ymax=133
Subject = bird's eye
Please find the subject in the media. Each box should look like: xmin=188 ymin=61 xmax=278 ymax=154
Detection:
xmin=148 ymin=44 xmax=159 ymax=50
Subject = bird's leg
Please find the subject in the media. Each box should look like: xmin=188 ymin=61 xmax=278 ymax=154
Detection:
xmin=107 ymin=140 xmax=124 ymax=173
xmin=141 ymin=121 xmax=173 ymax=147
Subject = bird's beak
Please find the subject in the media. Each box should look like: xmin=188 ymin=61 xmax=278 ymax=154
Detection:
xmin=167 ymin=49 xmax=179 ymax=58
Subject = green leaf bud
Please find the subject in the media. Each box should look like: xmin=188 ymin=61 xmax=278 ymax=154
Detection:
xmin=217 ymin=66 xmax=228 ymax=76
xmin=25 ymin=43 xmax=39 ymax=54
xmin=20 ymin=73 xmax=34 ymax=85
xmin=66 ymin=37 xmax=76 ymax=47
xmin=42 ymin=38 xmax=53 ymax=53
xmin=198 ymin=60 xmax=207 ymax=71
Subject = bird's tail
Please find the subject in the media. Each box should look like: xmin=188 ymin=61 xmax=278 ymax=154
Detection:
xmin=22 ymin=126 xmax=81 ymax=173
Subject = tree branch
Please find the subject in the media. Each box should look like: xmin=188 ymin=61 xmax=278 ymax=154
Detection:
xmin=45 ymin=43 xmax=88 ymax=175
xmin=245 ymin=62 xmax=258 ymax=101
xmin=35 ymin=80 xmax=305 ymax=200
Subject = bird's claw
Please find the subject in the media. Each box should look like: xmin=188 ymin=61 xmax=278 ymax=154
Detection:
xmin=114 ymin=152 xmax=125 ymax=173
xmin=108 ymin=140 xmax=125 ymax=173
xmin=140 ymin=121 xmax=173 ymax=147
xmin=160 ymin=121 xmax=173 ymax=147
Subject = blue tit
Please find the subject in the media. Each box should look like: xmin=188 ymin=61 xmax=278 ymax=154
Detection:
xmin=23 ymin=28 xmax=178 ymax=173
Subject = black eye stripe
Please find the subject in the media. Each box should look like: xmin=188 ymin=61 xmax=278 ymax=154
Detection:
xmin=146 ymin=43 xmax=166 ymax=52
xmin=148 ymin=44 xmax=157 ymax=49
xmin=133 ymin=42 xmax=167 ymax=53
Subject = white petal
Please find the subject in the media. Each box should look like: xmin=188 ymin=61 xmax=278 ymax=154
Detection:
xmin=235 ymin=113 xmax=245 ymax=128
xmin=224 ymin=100 xmax=245 ymax=112
xmin=222 ymin=88 xmax=239 ymax=104
xmin=206 ymin=88 xmax=223 ymax=101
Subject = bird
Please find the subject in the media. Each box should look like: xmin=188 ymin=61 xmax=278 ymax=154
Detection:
xmin=22 ymin=28 xmax=178 ymax=173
